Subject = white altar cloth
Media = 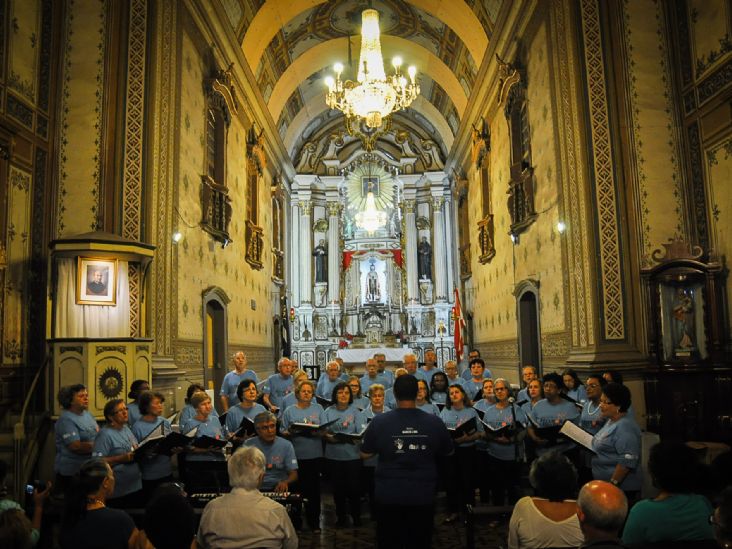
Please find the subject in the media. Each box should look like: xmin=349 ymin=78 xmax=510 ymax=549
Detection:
xmin=336 ymin=347 xmax=411 ymax=363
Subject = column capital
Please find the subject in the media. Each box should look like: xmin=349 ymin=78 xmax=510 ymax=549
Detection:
xmin=326 ymin=201 xmax=342 ymax=217
xmin=432 ymin=197 xmax=444 ymax=210
xmin=299 ymin=200 xmax=312 ymax=215
xmin=403 ymin=199 xmax=416 ymax=213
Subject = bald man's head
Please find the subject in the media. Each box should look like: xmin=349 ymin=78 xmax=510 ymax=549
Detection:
xmin=577 ymin=481 xmax=627 ymax=538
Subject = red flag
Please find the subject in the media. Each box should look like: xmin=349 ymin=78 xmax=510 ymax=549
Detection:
xmin=453 ymin=288 xmax=466 ymax=361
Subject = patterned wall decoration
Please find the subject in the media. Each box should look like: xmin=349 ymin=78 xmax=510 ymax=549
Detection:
xmin=6 ymin=0 xmax=39 ymax=103
xmin=3 ymin=166 xmax=32 ymax=362
xmin=175 ymin=29 xmax=274 ymax=351
xmin=704 ymin=137 xmax=732 ymax=338
xmin=55 ymin=0 xmax=107 ymax=236
xmin=621 ymin=0 xmax=686 ymax=261
xmin=580 ymin=0 xmax=625 ymax=341
xmin=469 ymin=18 xmax=567 ymax=355
xmin=261 ymin=0 xmax=477 ymax=137
xmin=689 ymin=0 xmax=731 ymax=78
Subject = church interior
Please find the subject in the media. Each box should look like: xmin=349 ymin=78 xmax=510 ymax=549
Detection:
xmin=1 ymin=0 xmax=732 ymax=545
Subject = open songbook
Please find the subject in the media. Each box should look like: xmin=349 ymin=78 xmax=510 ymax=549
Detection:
xmin=315 ymin=396 xmax=332 ymax=408
xmin=481 ymin=418 xmax=524 ymax=439
xmin=559 ymin=421 xmax=595 ymax=452
xmin=526 ymin=414 xmax=565 ymax=445
xmin=288 ymin=418 xmax=337 ymax=437
xmin=134 ymin=424 xmax=198 ymax=460
xmin=331 ymin=426 xmax=367 ymax=444
xmin=230 ymin=417 xmax=257 ymax=439
xmin=191 ymin=435 xmax=228 ymax=450
xmin=448 ymin=417 xmax=477 ymax=439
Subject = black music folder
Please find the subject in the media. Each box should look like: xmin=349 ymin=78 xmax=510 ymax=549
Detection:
xmin=134 ymin=426 xmax=196 ymax=459
xmin=482 ymin=419 xmax=524 ymax=439
xmin=191 ymin=435 xmax=228 ymax=450
xmin=527 ymin=414 xmax=564 ymax=445
xmin=231 ymin=417 xmax=257 ymax=438
xmin=315 ymin=396 xmax=332 ymax=408
xmin=332 ymin=428 xmax=367 ymax=444
xmin=448 ymin=417 xmax=477 ymax=439
xmin=288 ymin=418 xmax=337 ymax=437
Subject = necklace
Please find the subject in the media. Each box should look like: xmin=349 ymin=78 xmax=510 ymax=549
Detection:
xmin=86 ymin=498 xmax=105 ymax=508
xmin=587 ymin=401 xmax=601 ymax=415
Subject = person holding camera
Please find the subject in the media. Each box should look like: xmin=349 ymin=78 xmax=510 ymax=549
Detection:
xmin=0 ymin=459 xmax=51 ymax=547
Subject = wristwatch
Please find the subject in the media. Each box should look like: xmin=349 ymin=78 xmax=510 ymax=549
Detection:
xmin=610 ymin=478 xmax=619 ymax=486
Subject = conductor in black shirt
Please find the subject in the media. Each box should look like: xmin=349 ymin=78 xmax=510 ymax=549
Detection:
xmin=361 ymin=375 xmax=453 ymax=549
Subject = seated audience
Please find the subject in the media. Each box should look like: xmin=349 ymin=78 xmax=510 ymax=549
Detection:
xmin=59 ymin=459 xmax=138 ymax=549
xmin=137 ymin=490 xmax=197 ymax=549
xmin=622 ymin=441 xmax=714 ymax=545
xmin=197 ymin=446 xmax=297 ymax=549
xmin=713 ymin=486 xmax=732 ymax=548
xmin=576 ymin=480 xmax=628 ymax=549
xmin=0 ymin=460 xmax=50 ymax=547
xmin=508 ymin=452 xmax=584 ymax=549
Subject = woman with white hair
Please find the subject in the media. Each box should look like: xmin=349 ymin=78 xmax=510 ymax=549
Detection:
xmin=197 ymin=446 xmax=298 ymax=549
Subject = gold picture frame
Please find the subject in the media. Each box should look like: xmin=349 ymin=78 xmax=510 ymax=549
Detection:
xmin=76 ymin=257 xmax=117 ymax=305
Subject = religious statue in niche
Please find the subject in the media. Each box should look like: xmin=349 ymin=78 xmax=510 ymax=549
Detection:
xmin=659 ymin=281 xmax=707 ymax=361
xmin=672 ymin=287 xmax=695 ymax=351
xmin=313 ymin=239 xmax=327 ymax=283
xmin=365 ymin=263 xmax=381 ymax=302
xmin=418 ymin=236 xmax=432 ymax=281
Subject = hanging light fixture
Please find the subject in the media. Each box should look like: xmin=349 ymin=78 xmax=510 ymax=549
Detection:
xmin=355 ymin=185 xmax=388 ymax=233
xmin=324 ymin=8 xmax=419 ymax=129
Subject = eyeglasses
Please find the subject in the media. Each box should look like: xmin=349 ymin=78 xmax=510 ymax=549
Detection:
xmin=495 ymin=387 xmax=508 ymax=391
xmin=257 ymin=423 xmax=277 ymax=431
xmin=586 ymin=383 xmax=600 ymax=388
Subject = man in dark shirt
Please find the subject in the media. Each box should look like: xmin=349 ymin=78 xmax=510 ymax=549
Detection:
xmin=87 ymin=270 xmax=107 ymax=295
xmin=576 ymin=480 xmax=628 ymax=548
xmin=361 ymin=375 xmax=453 ymax=548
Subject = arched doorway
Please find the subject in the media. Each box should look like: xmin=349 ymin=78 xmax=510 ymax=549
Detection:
xmin=515 ymin=280 xmax=542 ymax=376
xmin=202 ymin=287 xmax=230 ymax=410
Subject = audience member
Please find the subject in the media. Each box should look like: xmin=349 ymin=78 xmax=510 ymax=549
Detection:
xmin=244 ymin=412 xmax=298 ymax=492
xmin=576 ymin=480 xmax=628 ymax=549
xmin=0 ymin=509 xmax=34 ymax=549
xmin=508 ymin=452 xmax=583 ymax=549
xmin=197 ymin=446 xmax=297 ymax=549
xmin=138 ymin=491 xmax=197 ymax=549
xmin=622 ymin=441 xmax=714 ymax=545
xmin=59 ymin=459 xmax=138 ymax=549
xmin=713 ymin=486 xmax=732 ymax=548
xmin=0 ymin=460 xmax=50 ymax=547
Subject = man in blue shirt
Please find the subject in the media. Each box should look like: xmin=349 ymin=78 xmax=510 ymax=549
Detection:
xmin=244 ymin=412 xmax=298 ymax=492
xmin=374 ymin=353 xmax=394 ymax=388
xmin=417 ymin=348 xmax=442 ymax=384
xmin=316 ymin=360 xmax=342 ymax=404
xmin=516 ymin=365 xmax=538 ymax=403
xmin=460 ymin=349 xmax=481 ymax=380
xmin=220 ymin=351 xmax=259 ymax=411
xmin=361 ymin=375 xmax=453 ymax=548
xmin=263 ymin=358 xmax=294 ymax=413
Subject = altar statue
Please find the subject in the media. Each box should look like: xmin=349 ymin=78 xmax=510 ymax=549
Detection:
xmin=365 ymin=264 xmax=381 ymax=302
xmin=313 ymin=239 xmax=327 ymax=283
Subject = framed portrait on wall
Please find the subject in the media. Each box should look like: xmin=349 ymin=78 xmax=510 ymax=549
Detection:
xmin=362 ymin=176 xmax=380 ymax=197
xmin=76 ymin=257 xmax=117 ymax=305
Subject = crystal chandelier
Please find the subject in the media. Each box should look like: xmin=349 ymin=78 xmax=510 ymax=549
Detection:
xmin=355 ymin=186 xmax=388 ymax=233
xmin=324 ymin=9 xmax=419 ymax=129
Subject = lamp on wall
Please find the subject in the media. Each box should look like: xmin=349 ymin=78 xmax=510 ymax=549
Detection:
xmin=324 ymin=8 xmax=419 ymax=129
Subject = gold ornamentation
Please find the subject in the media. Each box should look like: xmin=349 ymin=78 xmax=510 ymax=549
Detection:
xmin=471 ymin=119 xmax=490 ymax=168
xmin=496 ymin=55 xmax=521 ymax=106
xmin=299 ymin=200 xmax=312 ymax=215
xmin=245 ymin=220 xmax=264 ymax=270
xmin=650 ymin=236 xmax=704 ymax=263
xmin=580 ymin=0 xmax=625 ymax=340
xmin=478 ymin=214 xmax=496 ymax=264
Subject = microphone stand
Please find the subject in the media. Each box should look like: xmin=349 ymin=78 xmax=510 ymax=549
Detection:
xmin=508 ymin=396 xmax=520 ymax=462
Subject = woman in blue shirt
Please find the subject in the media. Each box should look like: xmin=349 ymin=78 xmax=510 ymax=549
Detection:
xmin=280 ymin=379 xmax=325 ymax=533
xmin=180 ymin=391 xmax=226 ymax=494
xmin=91 ymin=399 xmax=142 ymax=508
xmin=416 ymin=379 xmax=440 ymax=415
xmin=527 ymin=372 xmax=580 ymax=458
xmin=126 ymin=379 xmax=149 ymax=427
xmin=592 ymin=383 xmax=642 ymax=499
xmin=429 ymin=371 xmax=449 ymax=407
xmin=577 ymin=374 xmax=607 ymax=484
xmin=178 ymin=383 xmax=218 ymax=427
xmin=130 ymin=391 xmax=174 ymax=497
xmin=440 ymin=384 xmax=483 ymax=523
xmin=324 ymin=382 xmax=366 ymax=527
xmin=562 ymin=368 xmax=587 ymax=404
xmin=479 ymin=379 xmax=527 ymax=505
xmin=54 ymin=384 xmax=99 ymax=496
xmin=346 ymin=376 xmax=370 ymax=410
xmin=225 ymin=379 xmax=266 ymax=445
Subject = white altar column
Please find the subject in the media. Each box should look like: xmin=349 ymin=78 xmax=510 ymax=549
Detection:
xmin=299 ymin=200 xmax=312 ymax=303
xmin=290 ymin=200 xmax=301 ymax=306
xmin=326 ymin=202 xmax=340 ymax=303
xmin=432 ymin=196 xmax=448 ymax=301
xmin=443 ymin=190 xmax=455 ymax=297
xmin=403 ymin=198 xmax=419 ymax=303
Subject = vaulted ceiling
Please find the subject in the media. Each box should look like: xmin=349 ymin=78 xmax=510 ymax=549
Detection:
xmin=222 ymin=0 xmax=503 ymax=169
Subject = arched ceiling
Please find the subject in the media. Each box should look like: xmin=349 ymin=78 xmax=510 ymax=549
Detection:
xmin=234 ymin=0 xmax=504 ymax=170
